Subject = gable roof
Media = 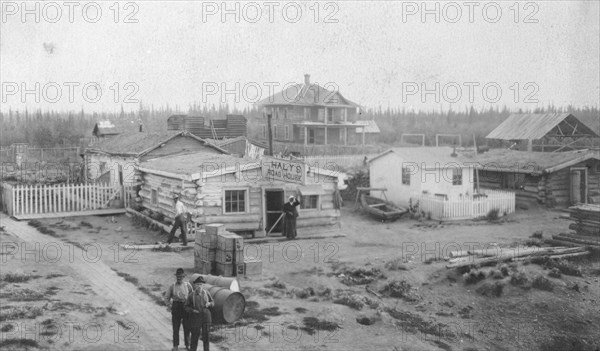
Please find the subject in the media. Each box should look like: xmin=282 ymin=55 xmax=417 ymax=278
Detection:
xmin=214 ymin=136 xmax=268 ymax=149
xmin=85 ymin=131 xmax=228 ymax=157
xmin=462 ymin=149 xmax=600 ymax=175
xmin=257 ymin=81 xmax=360 ymax=108
xmin=355 ymin=120 xmax=381 ymax=133
xmin=486 ymin=113 xmax=599 ymax=141
xmin=139 ymin=153 xmax=261 ymax=180
xmin=369 ymin=147 xmax=476 ymax=170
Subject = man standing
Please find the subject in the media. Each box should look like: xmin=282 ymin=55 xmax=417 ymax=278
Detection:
xmin=164 ymin=268 xmax=193 ymax=351
xmin=185 ymin=276 xmax=214 ymax=351
xmin=282 ymin=195 xmax=301 ymax=240
xmin=167 ymin=194 xmax=188 ymax=246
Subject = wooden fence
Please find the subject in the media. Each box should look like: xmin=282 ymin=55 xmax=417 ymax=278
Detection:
xmin=413 ymin=189 xmax=515 ymax=220
xmin=2 ymin=182 xmax=135 ymax=220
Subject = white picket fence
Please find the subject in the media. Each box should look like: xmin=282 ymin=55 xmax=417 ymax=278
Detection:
xmin=3 ymin=183 xmax=135 ymax=219
xmin=413 ymin=189 xmax=515 ymax=220
xmin=299 ymin=154 xmax=377 ymax=170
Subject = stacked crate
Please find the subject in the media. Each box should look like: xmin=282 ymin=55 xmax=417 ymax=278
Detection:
xmin=194 ymin=225 xmax=220 ymax=274
xmin=216 ymin=232 xmax=244 ymax=277
xmin=194 ymin=223 xmax=263 ymax=277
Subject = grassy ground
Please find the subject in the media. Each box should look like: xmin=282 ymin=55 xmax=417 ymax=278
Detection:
xmin=5 ymin=206 xmax=600 ymax=351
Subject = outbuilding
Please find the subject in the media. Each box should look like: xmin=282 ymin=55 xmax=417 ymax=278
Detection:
xmin=135 ymin=153 xmax=345 ymax=236
xmin=467 ymin=149 xmax=600 ymax=208
xmin=369 ymin=147 xmax=515 ymax=220
xmin=84 ymin=131 xmax=227 ymax=184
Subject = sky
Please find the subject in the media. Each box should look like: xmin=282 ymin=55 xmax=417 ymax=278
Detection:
xmin=1 ymin=0 xmax=599 ymax=113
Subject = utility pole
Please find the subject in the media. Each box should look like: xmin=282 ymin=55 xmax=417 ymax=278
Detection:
xmin=267 ymin=113 xmax=273 ymax=156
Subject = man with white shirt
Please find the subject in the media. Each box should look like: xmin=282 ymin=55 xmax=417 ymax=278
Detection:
xmin=167 ymin=194 xmax=188 ymax=246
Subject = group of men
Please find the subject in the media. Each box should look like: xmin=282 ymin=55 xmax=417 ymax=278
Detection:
xmin=164 ymin=268 xmax=214 ymax=351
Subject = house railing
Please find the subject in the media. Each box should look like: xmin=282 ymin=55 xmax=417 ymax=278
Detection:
xmin=3 ymin=182 xmax=135 ymax=219
xmin=412 ymin=189 xmax=515 ymax=220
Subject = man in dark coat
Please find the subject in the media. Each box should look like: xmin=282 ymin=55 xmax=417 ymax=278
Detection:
xmin=185 ymin=276 xmax=214 ymax=351
xmin=282 ymin=195 xmax=300 ymax=239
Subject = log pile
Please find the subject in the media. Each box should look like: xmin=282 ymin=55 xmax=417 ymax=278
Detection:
xmin=568 ymin=204 xmax=600 ymax=236
xmin=446 ymin=246 xmax=589 ymax=269
xmin=548 ymin=233 xmax=600 ymax=248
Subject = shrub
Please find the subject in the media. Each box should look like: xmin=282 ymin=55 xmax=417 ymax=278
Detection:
xmin=530 ymin=231 xmax=543 ymax=239
xmin=548 ymin=268 xmax=561 ymax=278
xmin=476 ymin=281 xmax=504 ymax=297
xmin=463 ymin=269 xmax=486 ymax=285
xmin=485 ymin=208 xmax=500 ymax=221
xmin=531 ymin=275 xmax=553 ymax=291
xmin=510 ymin=272 xmax=529 ymax=288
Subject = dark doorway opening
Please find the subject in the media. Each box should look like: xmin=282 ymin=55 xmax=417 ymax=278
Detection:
xmin=265 ymin=189 xmax=284 ymax=234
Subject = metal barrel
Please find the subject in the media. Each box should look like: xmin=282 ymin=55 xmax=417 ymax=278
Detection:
xmin=205 ymin=284 xmax=245 ymax=324
xmin=188 ymin=274 xmax=240 ymax=292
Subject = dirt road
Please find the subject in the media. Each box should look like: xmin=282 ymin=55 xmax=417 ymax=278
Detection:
xmin=1 ymin=213 xmax=216 ymax=351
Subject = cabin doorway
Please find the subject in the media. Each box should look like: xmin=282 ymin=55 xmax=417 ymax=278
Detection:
xmin=570 ymin=168 xmax=588 ymax=204
xmin=265 ymin=189 xmax=284 ymax=234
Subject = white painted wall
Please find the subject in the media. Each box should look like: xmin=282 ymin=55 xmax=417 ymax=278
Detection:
xmin=370 ymin=152 xmax=475 ymax=207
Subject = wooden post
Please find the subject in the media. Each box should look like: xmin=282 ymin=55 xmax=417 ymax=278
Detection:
xmin=324 ymin=126 xmax=328 ymax=145
xmin=267 ymin=114 xmax=273 ymax=156
xmin=527 ymin=139 xmax=533 ymax=152
xmin=304 ymin=127 xmax=308 ymax=145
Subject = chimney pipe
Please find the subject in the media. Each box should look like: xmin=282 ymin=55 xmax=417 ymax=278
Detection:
xmin=304 ymin=74 xmax=310 ymax=86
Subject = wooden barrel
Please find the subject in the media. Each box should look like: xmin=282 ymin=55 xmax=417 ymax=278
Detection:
xmin=205 ymin=284 xmax=245 ymax=324
xmin=188 ymin=273 xmax=240 ymax=292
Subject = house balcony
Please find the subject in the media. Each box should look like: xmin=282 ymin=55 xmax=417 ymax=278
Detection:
xmin=410 ymin=189 xmax=516 ymax=220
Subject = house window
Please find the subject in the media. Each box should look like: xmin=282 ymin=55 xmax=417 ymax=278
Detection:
xmin=402 ymin=167 xmax=411 ymax=185
xmin=284 ymin=126 xmax=290 ymax=140
xmin=452 ymin=168 xmax=462 ymax=186
xmin=262 ymin=125 xmax=266 ymax=138
xmin=275 ymin=107 xmax=280 ymax=119
xmin=151 ymin=189 xmax=158 ymax=205
xmin=224 ymin=189 xmax=246 ymax=213
xmin=273 ymin=125 xmax=278 ymax=139
xmin=100 ymin=162 xmax=107 ymax=173
xmin=284 ymin=108 xmax=288 ymax=119
xmin=303 ymin=195 xmax=319 ymax=210
xmin=327 ymin=108 xmax=333 ymax=122
xmin=342 ymin=108 xmax=347 ymax=122
xmin=304 ymin=107 xmax=310 ymax=119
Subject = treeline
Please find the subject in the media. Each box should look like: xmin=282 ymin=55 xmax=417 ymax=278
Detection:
xmin=1 ymin=103 xmax=598 ymax=148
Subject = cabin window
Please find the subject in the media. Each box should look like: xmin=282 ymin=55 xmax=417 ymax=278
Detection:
xmin=452 ymin=168 xmax=462 ymax=186
xmin=402 ymin=167 xmax=411 ymax=185
xmin=224 ymin=189 xmax=246 ymax=213
xmin=151 ymin=189 xmax=158 ymax=205
xmin=284 ymin=126 xmax=290 ymax=140
xmin=303 ymin=195 xmax=319 ymax=210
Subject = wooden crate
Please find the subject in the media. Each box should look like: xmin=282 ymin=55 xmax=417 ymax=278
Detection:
xmin=194 ymin=259 xmax=214 ymax=275
xmin=215 ymin=262 xmax=234 ymax=277
xmin=235 ymin=263 xmax=245 ymax=276
xmin=199 ymin=231 xmax=218 ymax=249
xmin=195 ymin=244 xmax=216 ymax=262
xmin=244 ymin=258 xmax=262 ymax=276
xmin=205 ymin=223 xmax=226 ymax=236
xmin=215 ymin=248 xmax=243 ymax=264
xmin=217 ymin=232 xmax=244 ymax=251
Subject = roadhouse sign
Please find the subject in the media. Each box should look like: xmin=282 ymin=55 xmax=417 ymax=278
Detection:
xmin=262 ymin=157 xmax=306 ymax=185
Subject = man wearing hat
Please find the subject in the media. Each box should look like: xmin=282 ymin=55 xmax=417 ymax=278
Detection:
xmin=185 ymin=275 xmax=214 ymax=351
xmin=167 ymin=194 xmax=189 ymax=246
xmin=282 ymin=195 xmax=301 ymax=239
xmin=164 ymin=268 xmax=193 ymax=351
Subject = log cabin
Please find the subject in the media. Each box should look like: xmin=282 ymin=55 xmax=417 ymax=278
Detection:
xmin=84 ymin=131 xmax=227 ymax=184
xmin=465 ymin=149 xmax=600 ymax=208
xmin=135 ymin=153 xmax=345 ymax=237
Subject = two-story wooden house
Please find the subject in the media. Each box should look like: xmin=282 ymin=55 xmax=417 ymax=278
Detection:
xmin=256 ymin=74 xmax=380 ymax=147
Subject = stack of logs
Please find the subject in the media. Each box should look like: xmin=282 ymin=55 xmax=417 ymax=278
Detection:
xmin=568 ymin=204 xmax=600 ymax=236
xmin=446 ymin=246 xmax=590 ymax=269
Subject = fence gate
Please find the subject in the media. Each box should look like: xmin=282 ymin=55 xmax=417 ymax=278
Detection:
xmin=5 ymin=183 xmax=134 ymax=220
